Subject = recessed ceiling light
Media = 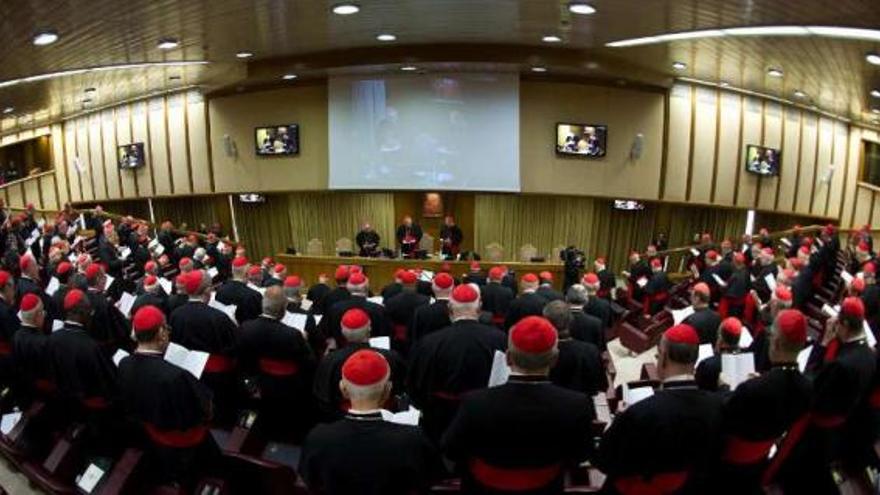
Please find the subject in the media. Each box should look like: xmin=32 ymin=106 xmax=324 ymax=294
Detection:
xmin=531 ymin=66 xmax=548 ymax=73
xmin=376 ymin=33 xmax=396 ymax=42
xmin=332 ymin=3 xmax=360 ymax=15
xmin=672 ymin=61 xmax=687 ymax=70
xmin=794 ymin=90 xmax=806 ymax=98
xmin=2 ymin=107 xmax=13 ymax=114
xmin=568 ymin=2 xmax=596 ymax=15
xmin=872 ymin=89 xmax=880 ymax=98
xmin=236 ymin=51 xmax=254 ymax=59
xmin=33 ymin=30 xmax=59 ymax=46
xmin=400 ymin=66 xmax=418 ymax=71
xmin=867 ymin=53 xmax=880 ymax=66
xmin=542 ymin=35 xmax=562 ymax=43
xmin=157 ymin=38 xmax=179 ymax=50
xmin=767 ymin=68 xmax=784 ymax=78
xmin=719 ymin=81 xmax=730 ymax=88
xmin=282 ymin=74 xmax=297 ymax=80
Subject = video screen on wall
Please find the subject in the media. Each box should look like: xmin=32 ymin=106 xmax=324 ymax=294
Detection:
xmin=745 ymin=144 xmax=781 ymax=176
xmin=117 ymin=143 xmax=145 ymax=169
xmin=556 ymin=123 xmax=607 ymax=158
xmin=255 ymin=124 xmax=299 ymax=156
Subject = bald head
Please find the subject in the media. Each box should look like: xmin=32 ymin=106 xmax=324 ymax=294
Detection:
xmin=262 ymin=286 xmax=286 ymax=319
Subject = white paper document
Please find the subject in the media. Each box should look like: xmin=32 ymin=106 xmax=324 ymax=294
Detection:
xmin=367 ymin=296 xmax=384 ymax=306
xmin=488 ymin=350 xmax=510 ymax=387
xmin=697 ymin=344 xmax=714 ymax=366
xmin=764 ymin=273 xmax=777 ymax=292
xmin=164 ymin=342 xmax=210 ymax=379
xmin=115 ymin=291 xmax=136 ymax=318
xmin=45 ymin=277 xmax=60 ymax=296
xmin=381 ymin=406 xmax=421 ymax=426
xmin=864 ymin=322 xmax=877 ymax=348
xmin=690 ymin=248 xmax=701 ymax=257
xmin=207 ymin=267 xmax=219 ymax=280
xmin=282 ymin=312 xmax=308 ymax=334
xmin=712 ymin=273 xmax=727 ymax=287
xmin=671 ymin=306 xmax=695 ymax=325
xmin=369 ymin=336 xmax=390 ymax=350
xmin=76 ymin=463 xmax=105 ymax=493
xmin=103 ymin=274 xmax=115 ymax=291
xmin=739 ymin=328 xmax=754 ymax=348
xmin=112 ymin=349 xmax=130 ymax=367
xmin=300 ymin=299 xmax=313 ymax=311
xmin=158 ymin=278 xmax=173 ymax=295
xmin=593 ymin=393 xmax=612 ymax=425
xmin=52 ymin=320 xmax=63 ymax=332
xmin=721 ymin=352 xmax=756 ymax=390
xmin=208 ymin=298 xmax=237 ymax=323
xmin=797 ymin=345 xmax=813 ymax=372
xmin=622 ymin=383 xmax=654 ymax=406
xmin=0 ymin=411 xmax=21 ymax=435
xmin=636 ymin=277 xmax=648 ymax=288
xmin=118 ymin=246 xmax=131 ymax=260
xmin=841 ymin=271 xmax=854 ymax=284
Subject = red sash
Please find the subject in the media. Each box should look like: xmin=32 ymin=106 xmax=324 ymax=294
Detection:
xmin=258 ymin=357 xmax=299 ymax=377
xmin=393 ymin=324 xmax=408 ymax=342
xmin=0 ymin=341 xmax=11 ymax=355
xmin=614 ymin=471 xmax=689 ymax=495
xmin=143 ymin=422 xmax=207 ymax=448
xmin=432 ymin=391 xmax=462 ymax=401
xmin=204 ymin=354 xmax=235 ymax=373
xmin=823 ymin=340 xmax=840 ymax=363
xmin=721 ymin=436 xmax=776 ymax=464
xmin=761 ymin=412 xmax=846 ymax=485
xmin=491 ymin=314 xmax=505 ymax=326
xmin=82 ymin=396 xmax=110 ymax=410
xmin=468 ymin=458 xmax=561 ymax=492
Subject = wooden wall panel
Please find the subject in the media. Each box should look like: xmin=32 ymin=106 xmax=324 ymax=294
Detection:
xmin=664 ymin=84 xmax=692 ymax=201
xmin=811 ymin=118 xmax=834 ymax=217
xmin=186 ymin=91 xmax=212 ymax=194
xmin=689 ymin=86 xmax=717 ymax=203
xmin=23 ymin=179 xmax=39 ymax=208
xmin=757 ymin=102 xmax=782 ymax=211
xmin=872 ymin=192 xmax=880 ymax=229
xmin=826 ymin=122 xmax=848 ymax=220
xmin=841 ymin=127 xmax=861 ymax=228
xmin=713 ymin=92 xmax=741 ymax=206
xmin=6 ymin=182 xmax=22 ymax=208
xmin=64 ymin=123 xmax=82 ymax=203
xmin=148 ymin=97 xmax=172 ymax=196
xmin=736 ymin=97 xmax=762 ymax=208
xmin=116 ymin=105 xmax=137 ymax=197
xmin=853 ymin=186 xmax=873 ymax=228
xmin=167 ymin=93 xmax=192 ymax=195
xmin=75 ymin=121 xmax=94 ymax=201
xmin=131 ymin=102 xmax=153 ymax=197
xmin=50 ymin=123 xmax=69 ymax=207
xmin=88 ymin=114 xmax=107 ymax=201
xmin=40 ymin=174 xmax=58 ymax=210
xmin=777 ymin=108 xmax=802 ymax=212
xmin=102 ymin=110 xmax=121 ymax=199
xmin=796 ymin=116 xmax=818 ymax=215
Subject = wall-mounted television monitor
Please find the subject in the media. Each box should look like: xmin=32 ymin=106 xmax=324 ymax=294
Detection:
xmin=745 ymin=144 xmax=781 ymax=176
xmin=239 ymin=193 xmax=266 ymax=204
xmin=117 ymin=142 xmax=145 ymax=169
xmin=255 ymin=124 xmax=299 ymax=156
xmin=556 ymin=123 xmax=607 ymax=158
xmin=613 ymin=200 xmax=645 ymax=211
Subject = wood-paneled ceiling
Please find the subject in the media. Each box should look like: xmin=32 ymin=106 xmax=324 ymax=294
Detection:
xmin=0 ymin=0 xmax=878 ymax=133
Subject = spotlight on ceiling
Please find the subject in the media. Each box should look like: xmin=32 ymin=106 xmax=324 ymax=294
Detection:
xmin=33 ymin=30 xmax=59 ymax=46
xmin=672 ymin=61 xmax=687 ymax=70
xmin=542 ymin=35 xmax=562 ymax=43
xmin=157 ymin=38 xmax=179 ymax=50
xmin=531 ymin=66 xmax=548 ymax=73
xmin=867 ymin=53 xmax=880 ymax=66
xmin=332 ymin=3 xmax=360 ymax=15
xmin=376 ymin=33 xmax=396 ymax=41
xmin=568 ymin=2 xmax=596 ymax=15
xmin=767 ymin=68 xmax=784 ymax=78
xmin=282 ymin=74 xmax=297 ymax=80
xmin=236 ymin=51 xmax=254 ymax=59
xmin=400 ymin=66 xmax=418 ymax=71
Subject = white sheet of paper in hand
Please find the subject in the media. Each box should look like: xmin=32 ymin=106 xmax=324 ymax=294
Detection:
xmin=208 ymin=298 xmax=237 ymax=323
xmin=369 ymin=336 xmax=390 ymax=350
xmin=52 ymin=320 xmax=63 ymax=332
xmin=593 ymin=393 xmax=612 ymax=425
xmin=721 ymin=352 xmax=755 ymax=390
xmin=697 ymin=344 xmax=714 ymax=365
xmin=207 ymin=267 xmax=219 ymax=280
xmin=672 ymin=306 xmax=695 ymax=325
xmin=103 ymin=274 xmax=115 ymax=291
xmin=636 ymin=277 xmax=648 ymax=288
xmin=381 ymin=406 xmax=421 ymax=426
xmin=367 ymin=296 xmax=384 ymax=306
xmin=0 ymin=411 xmax=21 ymax=435
xmin=158 ymin=278 xmax=173 ymax=294
xmin=780 ymin=238 xmax=792 ymax=247
xmin=863 ymin=322 xmax=877 ymax=348
xmin=797 ymin=345 xmax=813 ymax=372
xmin=300 ymin=298 xmax=313 ymax=311
xmin=313 ymin=314 xmax=323 ymax=325
xmin=45 ymin=277 xmax=60 ymax=296
xmin=27 ymin=230 xmax=40 ymax=247
xmin=822 ymin=304 xmax=839 ymax=318
xmin=690 ymin=248 xmax=700 ymax=257
xmin=116 ymin=291 xmax=136 ymax=318
xmin=164 ymin=342 xmax=209 ymax=379
xmin=764 ymin=273 xmax=777 ymax=291
xmin=112 ymin=349 xmax=130 ymax=367
xmin=282 ymin=312 xmax=308 ymax=332
xmin=712 ymin=273 xmax=727 ymax=287
xmin=739 ymin=328 xmax=754 ymax=348
xmin=622 ymin=383 xmax=654 ymax=406
xmin=68 ymin=252 xmax=77 ymax=263
xmin=841 ymin=271 xmax=854 ymax=284
xmin=76 ymin=463 xmax=105 ymax=493
xmin=118 ymin=246 xmax=131 ymax=260
xmin=488 ymin=350 xmax=510 ymax=387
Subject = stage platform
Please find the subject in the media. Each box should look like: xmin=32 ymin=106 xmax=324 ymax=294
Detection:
xmin=276 ymin=254 xmax=566 ymax=290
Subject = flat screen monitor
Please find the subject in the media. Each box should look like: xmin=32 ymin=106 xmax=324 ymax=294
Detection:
xmin=255 ymin=124 xmax=299 ymax=156
xmin=117 ymin=143 xmax=145 ymax=169
xmin=745 ymin=144 xmax=781 ymax=176
xmin=556 ymin=123 xmax=607 ymax=158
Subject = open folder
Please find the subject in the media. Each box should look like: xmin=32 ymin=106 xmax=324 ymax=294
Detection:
xmin=381 ymin=406 xmax=421 ymax=426
xmin=164 ymin=342 xmax=210 ymax=379
xmin=488 ymin=350 xmax=511 ymax=387
xmin=208 ymin=297 xmax=237 ymax=324
xmin=115 ymin=291 xmax=137 ymax=318
xmin=622 ymin=383 xmax=654 ymax=406
xmin=721 ymin=352 xmax=756 ymax=390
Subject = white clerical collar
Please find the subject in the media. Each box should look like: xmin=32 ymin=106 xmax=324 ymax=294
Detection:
xmin=259 ymin=313 xmax=279 ymax=320
xmin=134 ymin=349 xmax=164 ymax=356
xmin=348 ymin=408 xmax=382 ymax=415
xmin=663 ymin=373 xmax=695 ymax=383
xmin=188 ymin=298 xmax=205 ymax=303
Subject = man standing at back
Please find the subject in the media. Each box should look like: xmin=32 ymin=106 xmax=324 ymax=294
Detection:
xmin=408 ymin=283 xmax=506 ymax=444
xmin=481 ymin=266 xmax=514 ymax=327
xmin=383 ymin=270 xmax=429 ymax=353
xmin=504 ymin=273 xmax=548 ymax=330
xmin=442 ymin=316 xmax=594 ymax=494
xmin=409 ymin=273 xmax=455 ymax=343
xmin=215 ymin=256 xmax=262 ymax=324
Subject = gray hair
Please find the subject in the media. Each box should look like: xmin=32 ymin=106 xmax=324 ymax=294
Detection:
xmin=542 ymin=300 xmax=572 ymax=332
xmin=565 ymin=284 xmax=588 ymax=306
xmin=262 ymin=286 xmax=287 ymax=319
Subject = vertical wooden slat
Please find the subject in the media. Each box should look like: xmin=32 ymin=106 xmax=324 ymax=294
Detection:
xmin=684 ymin=85 xmax=697 ymax=201
xmin=809 ymin=115 xmax=822 ymax=214
xmin=840 ymin=127 xmax=853 ymax=224
xmin=183 ymin=92 xmax=195 ymax=193
xmin=98 ymin=114 xmax=110 ymax=199
xmin=773 ymin=105 xmax=787 ymax=211
xmin=791 ymin=112 xmax=805 ymax=212
xmin=732 ymin=95 xmax=745 ymax=205
xmin=754 ymin=100 xmax=767 ymax=209
xmin=162 ymin=96 xmax=174 ymax=195
xmin=710 ymin=88 xmax=721 ymax=203
xmin=204 ymin=99 xmax=216 ymax=193
xmin=824 ymin=124 xmax=837 ymax=217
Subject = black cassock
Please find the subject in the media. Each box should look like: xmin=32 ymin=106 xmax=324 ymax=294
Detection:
xmin=695 ymin=354 xmax=723 ymax=392
xmin=408 ymin=300 xmax=450 ymax=344
xmin=549 ymin=338 xmax=607 ymax=398
xmin=306 ymin=283 xmax=330 ymax=310
xmin=504 ymin=292 xmax=548 ymax=330
xmin=597 ymin=380 xmax=724 ymax=495
xmin=86 ymin=289 xmax=132 ymax=352
xmin=395 ymin=224 xmax=423 ymax=256
xmin=12 ymin=323 xmax=49 ymax=403
xmin=597 ymin=268 xmax=616 ymax=298
xmin=569 ymin=309 xmax=605 ymax=352
xmin=536 ymin=285 xmax=564 ymax=302
xmin=312 ymin=342 xmax=406 ymax=421
xmin=319 ymin=296 xmax=392 ymax=345
xmin=131 ymin=293 xmax=169 ymax=318
xmin=752 ymin=264 xmax=778 ymax=303
xmin=439 ymin=224 xmax=463 ymax=257
xmin=585 ymin=296 xmax=612 ymax=330
xmin=310 ymin=286 xmax=349 ymax=316
xmin=441 ymin=375 xmax=595 ymax=494
xmin=47 ymin=322 xmax=119 ymax=405
xmin=684 ymin=308 xmax=722 ymax=345
xmin=215 ymin=280 xmax=262 ymax=325
xmin=237 ymin=315 xmax=317 ymax=439
xmin=644 ymin=271 xmax=671 ymax=314
xmin=480 ymin=283 xmax=513 ymax=320
xmin=0 ymin=298 xmax=18 ymax=391
xmin=118 ymin=352 xmax=218 ymax=484
xmin=299 ymin=411 xmax=444 ymax=495
xmin=627 ymin=260 xmax=652 ymax=301
xmin=407 ymin=319 xmax=506 ymax=443
xmin=384 ymin=290 xmax=430 ymax=352
xmin=355 ymin=230 xmax=381 ymax=257
xmin=381 ymin=282 xmax=403 ymax=301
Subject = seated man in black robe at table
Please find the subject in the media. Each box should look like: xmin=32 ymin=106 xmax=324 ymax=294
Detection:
xmin=395 ymin=215 xmax=423 ymax=258
xmin=118 ymin=305 xmax=219 ymax=486
xmin=355 ymin=222 xmax=381 ymax=257
xmin=439 ymin=215 xmax=463 ymax=260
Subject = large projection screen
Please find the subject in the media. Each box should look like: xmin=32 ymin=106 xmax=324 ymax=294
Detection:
xmin=328 ymin=73 xmax=520 ymax=191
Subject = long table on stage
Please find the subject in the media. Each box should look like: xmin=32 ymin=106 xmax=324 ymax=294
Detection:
xmin=276 ymin=254 xmax=566 ymax=290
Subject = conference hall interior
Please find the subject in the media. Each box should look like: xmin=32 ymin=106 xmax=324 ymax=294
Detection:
xmin=0 ymin=0 xmax=878 ymax=493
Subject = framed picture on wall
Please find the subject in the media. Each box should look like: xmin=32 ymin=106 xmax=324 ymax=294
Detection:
xmin=422 ymin=192 xmax=444 ymax=218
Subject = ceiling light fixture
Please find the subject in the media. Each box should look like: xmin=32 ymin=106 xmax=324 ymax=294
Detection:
xmin=607 ymin=25 xmax=880 ymax=48
xmin=400 ymin=65 xmax=418 ymax=71
xmin=33 ymin=30 xmax=59 ymax=46
xmin=332 ymin=3 xmax=360 ymax=15
xmin=0 ymin=60 xmax=209 ymax=90
xmin=871 ymin=89 xmax=880 ymax=98
xmin=794 ymin=90 xmax=806 ymax=98
xmin=157 ymin=38 xmax=179 ymax=50
xmin=867 ymin=53 xmax=880 ymax=66
xmin=672 ymin=61 xmax=687 ymax=70
xmin=531 ymin=66 xmax=548 ymax=73
xmin=568 ymin=2 xmax=596 ymax=15
xmin=282 ymin=74 xmax=297 ymax=80
xmin=542 ymin=35 xmax=562 ymax=43
xmin=376 ymin=33 xmax=396 ymax=41
xmin=767 ymin=68 xmax=784 ymax=78
xmin=2 ymin=107 xmax=13 ymax=114
xmin=236 ymin=51 xmax=254 ymax=59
